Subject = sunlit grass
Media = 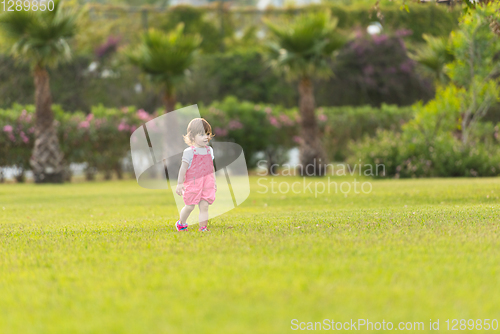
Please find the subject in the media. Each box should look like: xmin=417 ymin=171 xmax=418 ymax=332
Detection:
xmin=0 ymin=176 xmax=499 ymax=333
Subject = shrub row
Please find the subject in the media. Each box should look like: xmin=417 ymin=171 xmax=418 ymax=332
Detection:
xmin=1 ymin=98 xmax=413 ymax=181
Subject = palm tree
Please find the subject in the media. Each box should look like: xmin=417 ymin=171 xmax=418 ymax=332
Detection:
xmin=125 ymin=24 xmax=201 ymax=113
xmin=411 ymin=34 xmax=454 ymax=85
xmin=264 ymin=10 xmax=346 ymax=176
xmin=0 ymin=0 xmax=78 ymax=183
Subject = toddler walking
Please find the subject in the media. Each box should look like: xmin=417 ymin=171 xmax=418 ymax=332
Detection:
xmin=175 ymin=118 xmax=217 ymax=232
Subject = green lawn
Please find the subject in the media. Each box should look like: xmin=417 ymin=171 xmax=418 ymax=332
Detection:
xmin=0 ymin=176 xmax=499 ymax=333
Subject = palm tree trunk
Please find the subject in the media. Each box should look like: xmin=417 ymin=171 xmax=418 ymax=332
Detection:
xmin=297 ymin=77 xmax=326 ymax=177
xmin=163 ymin=87 xmax=176 ymax=113
xmin=29 ymin=64 xmax=64 ymax=183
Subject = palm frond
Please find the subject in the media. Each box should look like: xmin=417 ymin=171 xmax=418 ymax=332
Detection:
xmin=0 ymin=0 xmax=77 ymax=68
xmin=411 ymin=34 xmax=454 ymax=83
xmin=263 ymin=9 xmax=346 ymax=80
xmin=125 ymin=24 xmax=201 ymax=88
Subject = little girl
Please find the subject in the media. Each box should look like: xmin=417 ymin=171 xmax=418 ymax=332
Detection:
xmin=175 ymin=118 xmax=217 ymax=232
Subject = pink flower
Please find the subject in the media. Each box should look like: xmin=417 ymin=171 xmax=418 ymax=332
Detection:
xmin=78 ymin=121 xmax=90 ymax=129
xmin=28 ymin=127 xmax=35 ymax=133
xmin=268 ymin=116 xmax=280 ymax=128
xmin=19 ymin=110 xmax=29 ymax=122
xmin=279 ymin=114 xmax=293 ymax=126
xmin=228 ymin=120 xmax=243 ymax=130
xmin=118 ymin=122 xmax=130 ymax=132
xmin=86 ymin=113 xmax=94 ymax=121
xmin=264 ymin=107 xmax=272 ymax=114
xmin=136 ymin=109 xmax=150 ymax=121
xmin=20 ymin=131 xmax=29 ymax=143
xmin=8 ymin=133 xmax=15 ymax=142
xmin=95 ymin=119 xmax=105 ymax=128
xmin=130 ymin=125 xmax=137 ymax=133
xmin=318 ymin=114 xmax=327 ymax=122
xmin=3 ymin=125 xmax=13 ymax=132
xmin=214 ymin=127 xmax=228 ymax=136
xmin=293 ymin=136 xmax=302 ymax=144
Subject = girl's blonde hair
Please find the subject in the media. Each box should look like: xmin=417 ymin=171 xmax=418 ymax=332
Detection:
xmin=183 ymin=118 xmax=215 ymax=146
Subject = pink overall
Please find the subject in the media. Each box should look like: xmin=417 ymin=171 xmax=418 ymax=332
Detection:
xmin=183 ymin=145 xmax=216 ymax=206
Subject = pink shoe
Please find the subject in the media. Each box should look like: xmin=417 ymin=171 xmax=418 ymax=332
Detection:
xmin=175 ymin=220 xmax=188 ymax=231
xmin=199 ymin=226 xmax=210 ymax=232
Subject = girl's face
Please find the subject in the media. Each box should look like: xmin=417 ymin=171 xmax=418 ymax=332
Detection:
xmin=193 ymin=132 xmax=210 ymax=147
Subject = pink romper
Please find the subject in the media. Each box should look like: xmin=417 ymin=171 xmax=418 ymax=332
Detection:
xmin=183 ymin=145 xmax=216 ymax=206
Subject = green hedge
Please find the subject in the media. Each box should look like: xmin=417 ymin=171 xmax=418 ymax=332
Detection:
xmin=326 ymin=3 xmax=461 ymax=43
xmin=1 ymin=98 xmax=413 ymax=181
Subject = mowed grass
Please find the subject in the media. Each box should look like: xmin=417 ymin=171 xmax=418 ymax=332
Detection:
xmin=0 ymin=175 xmax=499 ymax=334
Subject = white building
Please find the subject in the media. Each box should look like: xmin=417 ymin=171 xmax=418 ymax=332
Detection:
xmin=257 ymin=0 xmax=320 ymax=10
xmin=169 ymin=0 xmax=208 ymax=6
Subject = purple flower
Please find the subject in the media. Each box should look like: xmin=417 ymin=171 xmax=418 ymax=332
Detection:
xmin=399 ymin=60 xmax=413 ymax=73
xmin=386 ymin=67 xmax=396 ymax=74
xmin=372 ymin=34 xmax=388 ymax=45
xmin=395 ymin=29 xmax=413 ymax=37
xmin=363 ymin=65 xmax=375 ymax=76
xmin=95 ymin=35 xmax=121 ymax=59
xmin=3 ymin=125 xmax=13 ymax=132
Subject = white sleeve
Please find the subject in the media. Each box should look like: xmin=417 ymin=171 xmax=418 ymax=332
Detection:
xmin=182 ymin=148 xmax=193 ymax=166
xmin=210 ymin=147 xmax=214 ymax=160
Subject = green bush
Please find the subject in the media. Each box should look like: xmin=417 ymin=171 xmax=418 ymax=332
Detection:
xmin=348 ymin=85 xmax=500 ymax=178
xmin=319 ymin=103 xmax=413 ymax=161
xmin=349 ymin=130 xmax=500 ymax=178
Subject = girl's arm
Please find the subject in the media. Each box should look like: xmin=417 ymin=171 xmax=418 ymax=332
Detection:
xmin=176 ymin=161 xmax=189 ymax=196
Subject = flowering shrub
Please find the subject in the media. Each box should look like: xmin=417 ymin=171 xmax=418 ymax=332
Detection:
xmin=0 ymin=104 xmax=35 ymax=180
xmin=0 ymin=104 xmax=157 ymax=181
xmin=1 ymin=98 xmax=414 ymax=181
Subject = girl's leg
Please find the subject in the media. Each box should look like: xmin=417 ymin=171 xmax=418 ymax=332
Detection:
xmin=198 ymin=200 xmax=209 ymax=228
xmin=180 ymin=205 xmax=195 ymax=224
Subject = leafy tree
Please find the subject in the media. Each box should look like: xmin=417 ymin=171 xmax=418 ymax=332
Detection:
xmin=0 ymin=0 xmax=78 ymax=183
xmin=125 ymin=24 xmax=201 ymax=113
xmin=446 ymin=2 xmax=500 ymax=144
xmin=263 ymin=9 xmax=346 ymax=176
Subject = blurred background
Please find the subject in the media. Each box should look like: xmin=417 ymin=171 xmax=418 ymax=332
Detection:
xmin=0 ymin=0 xmax=498 ymax=183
